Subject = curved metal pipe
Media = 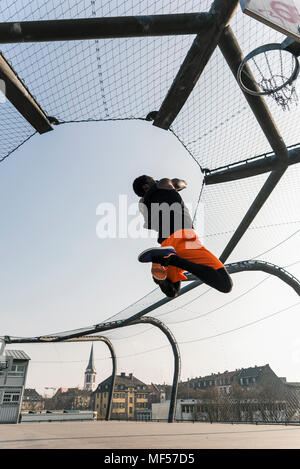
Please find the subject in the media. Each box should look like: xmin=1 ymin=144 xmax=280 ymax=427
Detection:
xmin=54 ymin=335 xmax=117 ymax=421
xmin=131 ymin=316 xmax=181 ymax=423
xmin=99 ymin=337 xmax=117 ymax=422
xmin=185 ymin=259 xmax=300 ymax=296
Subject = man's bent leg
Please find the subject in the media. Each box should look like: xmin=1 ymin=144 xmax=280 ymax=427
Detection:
xmin=156 ymin=255 xmax=232 ymax=293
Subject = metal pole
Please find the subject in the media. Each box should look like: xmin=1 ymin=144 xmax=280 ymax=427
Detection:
xmin=218 ymin=26 xmax=289 ymax=166
xmin=219 ymin=169 xmax=286 ymax=263
xmin=0 ymin=52 xmax=53 ymax=134
xmin=0 ymin=13 xmax=213 ymax=44
xmin=61 ymin=336 xmax=117 ymax=421
xmin=217 ymin=26 xmax=290 ymax=263
xmin=185 ymin=260 xmax=300 ymax=296
xmin=205 ymin=146 xmax=300 ymax=185
xmin=153 ymin=0 xmax=239 ymax=130
xmin=101 ymin=337 xmax=117 ymax=422
xmin=133 ymin=317 xmax=181 ymax=423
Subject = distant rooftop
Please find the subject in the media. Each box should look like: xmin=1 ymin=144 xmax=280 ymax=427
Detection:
xmin=5 ymin=350 xmax=31 ymax=360
xmin=187 ymin=365 xmax=271 ymax=383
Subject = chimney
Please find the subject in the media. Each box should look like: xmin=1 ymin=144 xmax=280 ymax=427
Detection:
xmin=129 ymin=373 xmax=133 ymax=380
xmin=121 ymin=372 xmax=125 ymax=377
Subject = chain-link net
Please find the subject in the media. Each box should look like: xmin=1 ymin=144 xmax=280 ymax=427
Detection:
xmin=1 ymin=0 xmax=299 ymax=166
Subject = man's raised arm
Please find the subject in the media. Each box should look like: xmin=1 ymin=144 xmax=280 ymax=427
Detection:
xmin=157 ymin=178 xmax=187 ymax=191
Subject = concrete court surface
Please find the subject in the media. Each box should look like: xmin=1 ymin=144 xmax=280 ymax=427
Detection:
xmin=0 ymin=421 xmax=300 ymax=449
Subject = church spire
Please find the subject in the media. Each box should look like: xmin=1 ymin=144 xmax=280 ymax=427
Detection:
xmin=86 ymin=344 xmax=96 ymax=373
xmin=84 ymin=345 xmax=97 ymax=391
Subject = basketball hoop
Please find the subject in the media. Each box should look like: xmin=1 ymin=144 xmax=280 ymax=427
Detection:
xmin=237 ymin=43 xmax=300 ymax=110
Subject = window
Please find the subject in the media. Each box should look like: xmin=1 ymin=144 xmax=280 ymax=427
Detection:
xmin=129 ymin=397 xmax=133 ymax=404
xmin=129 ymin=407 xmax=133 ymax=414
xmin=11 ymin=365 xmax=25 ymax=372
xmin=8 ymin=365 xmax=25 ymax=377
xmin=3 ymin=392 xmax=20 ymax=404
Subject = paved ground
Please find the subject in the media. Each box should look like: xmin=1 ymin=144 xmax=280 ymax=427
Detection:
xmin=0 ymin=421 xmax=300 ymax=449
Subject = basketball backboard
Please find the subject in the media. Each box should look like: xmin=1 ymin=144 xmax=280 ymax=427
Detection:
xmin=240 ymin=1 xmax=300 ymax=42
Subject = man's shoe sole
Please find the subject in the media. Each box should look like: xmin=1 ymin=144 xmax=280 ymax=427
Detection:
xmin=138 ymin=246 xmax=176 ymax=263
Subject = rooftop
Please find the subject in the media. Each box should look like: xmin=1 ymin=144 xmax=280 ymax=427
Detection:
xmin=94 ymin=373 xmax=147 ymax=392
xmin=5 ymin=350 xmax=31 ymax=361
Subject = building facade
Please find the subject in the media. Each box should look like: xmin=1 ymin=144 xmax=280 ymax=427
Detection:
xmin=0 ymin=350 xmax=30 ymax=424
xmin=22 ymin=388 xmax=44 ymax=412
xmin=176 ymin=364 xmax=300 ymax=423
xmin=181 ymin=365 xmax=287 ymax=395
xmin=147 ymin=383 xmax=170 ymax=405
xmin=94 ymin=372 xmax=150 ymax=420
xmin=45 ymin=387 xmax=92 ymax=410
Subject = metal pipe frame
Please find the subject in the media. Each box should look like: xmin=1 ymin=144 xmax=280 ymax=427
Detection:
xmin=3 ymin=320 xmax=180 ymax=422
xmin=205 ymin=145 xmax=300 ymax=185
xmin=61 ymin=318 xmax=181 ymax=423
xmin=218 ymin=26 xmax=289 ymax=166
xmin=131 ymin=316 xmax=181 ymax=423
xmin=0 ymin=52 xmax=53 ymax=134
xmin=185 ymin=260 xmax=300 ymax=296
xmin=217 ymin=26 xmax=289 ymax=263
xmin=46 ymin=335 xmax=117 ymax=421
xmin=219 ymin=170 xmax=286 ymax=263
xmin=153 ymin=0 xmax=239 ymax=130
xmin=0 ymin=14 xmax=214 ymax=44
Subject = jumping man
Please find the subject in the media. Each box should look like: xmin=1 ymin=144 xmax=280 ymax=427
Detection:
xmin=133 ymin=175 xmax=233 ymax=298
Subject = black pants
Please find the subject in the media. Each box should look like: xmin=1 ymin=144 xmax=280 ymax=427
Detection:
xmin=153 ymin=254 xmax=233 ymax=298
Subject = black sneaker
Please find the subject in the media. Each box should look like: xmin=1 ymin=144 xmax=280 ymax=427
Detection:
xmin=138 ymin=246 xmax=176 ymax=263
